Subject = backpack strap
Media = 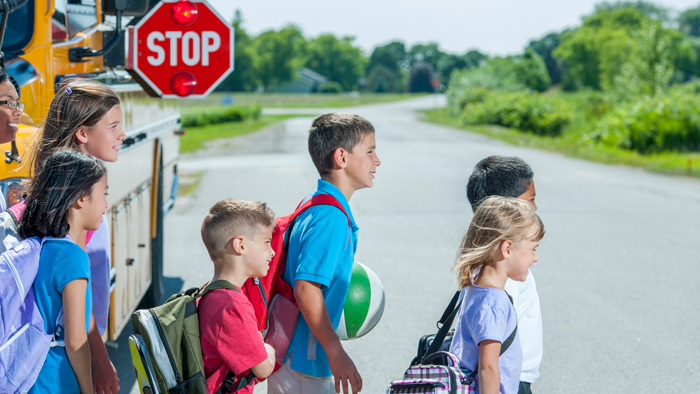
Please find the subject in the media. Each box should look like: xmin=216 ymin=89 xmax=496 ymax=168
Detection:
xmin=7 ymin=200 xmax=24 ymax=224
xmin=285 ymin=194 xmax=353 ymax=249
xmin=198 ymin=280 xmax=257 ymax=393
xmin=422 ymin=291 xmax=461 ymax=363
xmin=199 ymin=280 xmax=240 ymax=298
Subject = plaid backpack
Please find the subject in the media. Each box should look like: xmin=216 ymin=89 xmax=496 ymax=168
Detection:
xmin=129 ymin=280 xmax=256 ymax=394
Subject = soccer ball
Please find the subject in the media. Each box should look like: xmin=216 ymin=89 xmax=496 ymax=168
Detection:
xmin=336 ymin=262 xmax=385 ymax=340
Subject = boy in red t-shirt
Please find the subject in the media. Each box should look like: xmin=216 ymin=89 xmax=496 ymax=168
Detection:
xmin=198 ymin=199 xmax=277 ymax=393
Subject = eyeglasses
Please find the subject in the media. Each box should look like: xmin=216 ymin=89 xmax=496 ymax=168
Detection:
xmin=0 ymin=100 xmax=25 ymax=111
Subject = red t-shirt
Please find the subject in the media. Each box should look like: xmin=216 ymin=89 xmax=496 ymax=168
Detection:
xmin=198 ymin=286 xmax=268 ymax=394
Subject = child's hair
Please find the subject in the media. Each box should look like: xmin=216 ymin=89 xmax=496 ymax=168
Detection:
xmin=201 ymin=199 xmax=275 ymax=260
xmin=19 ymin=149 xmax=106 ymax=239
xmin=455 ymin=196 xmax=545 ymax=289
xmin=308 ymin=113 xmax=375 ymax=175
xmin=25 ymin=78 xmax=120 ymax=179
xmin=466 ymin=156 xmax=533 ymax=212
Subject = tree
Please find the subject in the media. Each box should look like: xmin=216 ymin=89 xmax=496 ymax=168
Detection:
xmin=554 ymin=7 xmax=648 ymax=90
xmin=305 ymin=35 xmax=367 ymax=91
xmin=679 ymin=6 xmax=700 ymax=37
xmin=612 ymin=20 xmax=674 ymax=98
xmin=464 ymin=50 xmax=488 ymax=69
xmin=407 ymin=43 xmax=444 ymax=71
xmin=365 ymin=42 xmax=406 ymax=92
xmin=253 ymin=25 xmax=307 ymax=91
xmin=368 ymin=41 xmax=406 ymax=72
xmin=513 ymin=48 xmax=551 ymax=92
xmin=528 ymin=32 xmax=566 ymax=85
xmin=595 ymin=1 xmax=670 ymax=22
xmin=215 ymin=10 xmax=256 ymax=92
xmin=366 ymin=65 xmax=403 ymax=93
xmin=407 ymin=62 xmax=435 ymax=93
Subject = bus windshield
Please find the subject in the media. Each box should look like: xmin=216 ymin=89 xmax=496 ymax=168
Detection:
xmin=1 ymin=1 xmax=34 ymax=53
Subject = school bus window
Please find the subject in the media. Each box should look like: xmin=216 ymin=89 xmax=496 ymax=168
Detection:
xmin=66 ymin=0 xmax=97 ymax=38
xmin=1 ymin=1 xmax=34 ymax=51
xmin=52 ymin=0 xmax=68 ymax=42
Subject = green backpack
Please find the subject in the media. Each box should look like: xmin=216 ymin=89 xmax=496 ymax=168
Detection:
xmin=129 ymin=280 xmax=256 ymax=394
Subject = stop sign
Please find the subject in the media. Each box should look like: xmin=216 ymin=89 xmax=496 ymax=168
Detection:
xmin=127 ymin=0 xmax=233 ymax=98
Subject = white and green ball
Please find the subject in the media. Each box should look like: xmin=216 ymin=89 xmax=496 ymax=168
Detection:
xmin=336 ymin=262 xmax=385 ymax=340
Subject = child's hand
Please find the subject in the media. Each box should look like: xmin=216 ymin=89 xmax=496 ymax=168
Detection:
xmin=327 ymin=346 xmax=362 ymax=394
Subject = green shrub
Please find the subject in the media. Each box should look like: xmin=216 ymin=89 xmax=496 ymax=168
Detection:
xmin=584 ymin=92 xmax=700 ymax=153
xmin=461 ymin=91 xmax=572 ymax=136
xmin=181 ymin=105 xmax=261 ymax=127
xmin=320 ymin=81 xmax=343 ymax=93
xmin=446 ymin=58 xmax=526 ymax=115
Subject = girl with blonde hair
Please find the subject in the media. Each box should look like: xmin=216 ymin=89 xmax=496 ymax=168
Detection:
xmin=449 ymin=196 xmax=545 ymax=394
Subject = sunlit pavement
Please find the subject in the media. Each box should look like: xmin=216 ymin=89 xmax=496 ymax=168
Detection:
xmin=113 ymin=94 xmax=700 ymax=393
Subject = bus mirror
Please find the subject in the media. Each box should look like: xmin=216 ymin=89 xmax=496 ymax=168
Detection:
xmin=103 ymin=0 xmax=148 ymax=16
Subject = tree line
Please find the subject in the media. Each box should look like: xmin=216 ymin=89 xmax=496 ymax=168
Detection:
xmin=216 ymin=10 xmax=488 ymax=93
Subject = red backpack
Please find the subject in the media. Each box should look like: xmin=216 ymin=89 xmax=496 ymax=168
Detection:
xmin=241 ymin=194 xmax=351 ymax=331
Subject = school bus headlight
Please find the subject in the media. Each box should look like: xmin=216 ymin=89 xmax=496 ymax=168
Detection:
xmin=0 ymin=178 xmax=27 ymax=208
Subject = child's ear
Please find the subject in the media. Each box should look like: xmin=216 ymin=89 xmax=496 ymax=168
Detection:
xmin=499 ymin=240 xmax=513 ymax=259
xmin=74 ymin=127 xmax=89 ymax=145
xmin=231 ymin=236 xmax=245 ymax=254
xmin=332 ymin=147 xmax=348 ymax=170
xmin=72 ymin=193 xmax=88 ymax=209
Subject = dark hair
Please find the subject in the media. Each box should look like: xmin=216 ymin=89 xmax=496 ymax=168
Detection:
xmin=20 ymin=149 xmax=106 ymax=239
xmin=0 ymin=69 xmax=8 ymax=84
xmin=308 ymin=113 xmax=375 ymax=175
xmin=25 ymin=78 xmax=119 ymax=179
xmin=466 ymin=156 xmax=533 ymax=212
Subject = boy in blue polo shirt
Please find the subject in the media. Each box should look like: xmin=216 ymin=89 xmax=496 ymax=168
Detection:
xmin=267 ymin=113 xmax=380 ymax=394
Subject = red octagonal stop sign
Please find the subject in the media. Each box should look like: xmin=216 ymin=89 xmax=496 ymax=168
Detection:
xmin=127 ymin=0 xmax=233 ymax=98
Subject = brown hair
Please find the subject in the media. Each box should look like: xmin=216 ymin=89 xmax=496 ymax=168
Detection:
xmin=201 ymin=199 xmax=275 ymax=260
xmin=454 ymin=196 xmax=545 ymax=289
xmin=25 ymin=78 xmax=120 ymax=179
xmin=308 ymin=113 xmax=375 ymax=175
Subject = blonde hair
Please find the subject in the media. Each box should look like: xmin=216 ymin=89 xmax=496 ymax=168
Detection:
xmin=455 ymin=196 xmax=545 ymax=289
xmin=201 ymin=199 xmax=275 ymax=260
xmin=25 ymin=78 xmax=120 ymax=179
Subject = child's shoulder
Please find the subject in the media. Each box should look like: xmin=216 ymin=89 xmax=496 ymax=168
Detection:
xmin=42 ymin=238 xmax=88 ymax=262
xmin=466 ymin=286 xmax=512 ymax=313
xmin=198 ymin=287 xmax=252 ymax=315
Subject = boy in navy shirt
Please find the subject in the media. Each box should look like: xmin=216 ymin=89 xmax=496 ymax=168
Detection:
xmin=268 ymin=113 xmax=381 ymax=394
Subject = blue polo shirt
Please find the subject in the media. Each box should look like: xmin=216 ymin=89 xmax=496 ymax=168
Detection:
xmin=282 ymin=179 xmax=359 ymax=377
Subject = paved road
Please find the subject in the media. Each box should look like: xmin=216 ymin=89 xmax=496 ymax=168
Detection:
xmin=112 ymin=94 xmax=700 ymax=393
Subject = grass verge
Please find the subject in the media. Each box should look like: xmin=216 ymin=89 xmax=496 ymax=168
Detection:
xmin=176 ymin=92 xmax=427 ymax=112
xmin=180 ymin=115 xmax=299 ymax=153
xmin=422 ymin=108 xmax=700 ymax=178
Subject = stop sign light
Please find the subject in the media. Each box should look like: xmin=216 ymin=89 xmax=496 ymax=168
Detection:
xmin=127 ymin=0 xmax=234 ymax=98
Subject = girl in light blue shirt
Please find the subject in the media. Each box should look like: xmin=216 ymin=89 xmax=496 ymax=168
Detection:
xmin=22 ymin=150 xmax=108 ymax=394
xmin=450 ymin=196 xmax=545 ymax=394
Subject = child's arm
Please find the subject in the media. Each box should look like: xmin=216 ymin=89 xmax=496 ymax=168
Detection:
xmin=88 ymin=313 xmax=119 ymax=394
xmin=62 ymin=278 xmax=93 ymax=394
xmin=250 ymin=333 xmax=276 ymax=379
xmin=477 ymin=340 xmax=501 ymax=394
xmin=295 ymin=280 xmax=362 ymax=394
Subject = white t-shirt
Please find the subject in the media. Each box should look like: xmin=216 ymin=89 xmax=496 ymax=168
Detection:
xmin=504 ymin=270 xmax=543 ymax=383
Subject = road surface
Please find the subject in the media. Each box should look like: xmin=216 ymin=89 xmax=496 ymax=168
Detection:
xmin=112 ymin=94 xmax=700 ymax=393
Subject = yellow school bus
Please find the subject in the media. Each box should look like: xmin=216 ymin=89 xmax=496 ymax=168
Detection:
xmin=3 ymin=0 xmax=180 ymax=341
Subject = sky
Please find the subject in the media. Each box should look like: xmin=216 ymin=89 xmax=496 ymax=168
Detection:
xmin=207 ymin=0 xmax=700 ymax=56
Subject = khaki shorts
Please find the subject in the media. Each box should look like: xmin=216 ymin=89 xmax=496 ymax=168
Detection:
xmin=267 ymin=357 xmax=334 ymax=394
